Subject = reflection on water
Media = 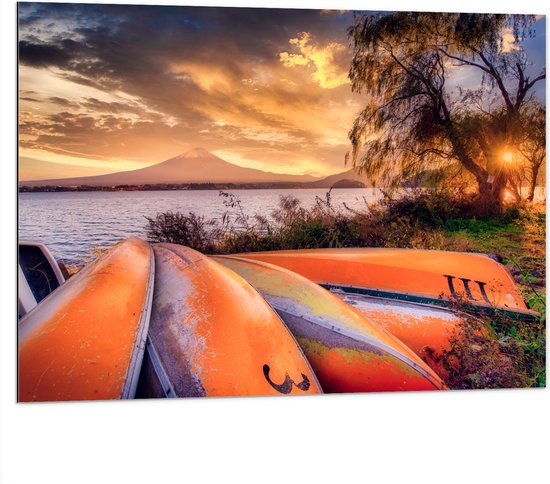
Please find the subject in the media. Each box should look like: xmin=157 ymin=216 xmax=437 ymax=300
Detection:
xmin=18 ymin=188 xmax=381 ymax=264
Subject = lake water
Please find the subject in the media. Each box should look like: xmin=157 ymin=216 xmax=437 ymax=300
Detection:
xmin=18 ymin=188 xmax=381 ymax=264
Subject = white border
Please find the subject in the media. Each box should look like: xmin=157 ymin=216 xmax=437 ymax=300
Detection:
xmin=2 ymin=1 xmax=548 ymax=483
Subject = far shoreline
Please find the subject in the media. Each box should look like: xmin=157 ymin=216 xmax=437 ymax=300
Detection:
xmin=18 ymin=181 xmax=370 ymax=192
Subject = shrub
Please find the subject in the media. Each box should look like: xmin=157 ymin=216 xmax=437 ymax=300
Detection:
xmin=145 ymin=211 xmax=217 ymax=253
xmin=438 ymin=309 xmax=545 ymax=389
xmin=144 ymin=188 xmax=533 ymax=254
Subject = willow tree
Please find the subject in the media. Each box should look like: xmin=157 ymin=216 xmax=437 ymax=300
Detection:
xmin=347 ymin=12 xmax=545 ymax=207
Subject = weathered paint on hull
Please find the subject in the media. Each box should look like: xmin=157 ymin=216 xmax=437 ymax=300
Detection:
xmin=142 ymin=244 xmax=322 ymax=398
xmin=18 ymin=238 xmax=154 ymax=402
xmin=213 ymin=256 xmax=446 ymax=392
xmin=339 ymin=293 xmax=466 ymax=378
xmin=236 ymin=248 xmax=536 ymax=319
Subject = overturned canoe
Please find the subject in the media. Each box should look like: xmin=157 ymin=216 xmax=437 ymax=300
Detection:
xmin=138 ymin=244 xmax=322 ymax=398
xmin=236 ymin=248 xmax=537 ymax=320
xmin=213 ymin=256 xmax=446 ymax=392
xmin=18 ymin=238 xmax=154 ymax=402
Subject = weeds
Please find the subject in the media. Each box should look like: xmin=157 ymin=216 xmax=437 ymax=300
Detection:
xmin=145 ymin=211 xmax=217 ymax=253
xmin=441 ymin=317 xmax=525 ymax=389
xmin=436 ymin=309 xmax=545 ymax=389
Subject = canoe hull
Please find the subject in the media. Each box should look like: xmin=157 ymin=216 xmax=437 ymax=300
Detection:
xmin=141 ymin=244 xmax=322 ymax=398
xmin=236 ymin=248 xmax=535 ymax=319
xmin=280 ymin=309 xmax=442 ymax=393
xmin=18 ymin=238 xmax=154 ymax=402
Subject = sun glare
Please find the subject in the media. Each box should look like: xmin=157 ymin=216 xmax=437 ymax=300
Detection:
xmin=502 ymin=151 xmax=514 ymax=163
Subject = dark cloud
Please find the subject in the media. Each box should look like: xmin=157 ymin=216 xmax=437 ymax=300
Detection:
xmin=18 ymin=3 xmax=353 ymax=86
xmin=19 ymin=40 xmax=74 ymax=68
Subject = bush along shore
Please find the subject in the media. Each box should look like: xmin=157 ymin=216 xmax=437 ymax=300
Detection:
xmin=145 ymin=189 xmax=546 ymax=389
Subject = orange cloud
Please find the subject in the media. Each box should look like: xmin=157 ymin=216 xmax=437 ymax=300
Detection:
xmin=279 ymin=32 xmax=349 ymax=89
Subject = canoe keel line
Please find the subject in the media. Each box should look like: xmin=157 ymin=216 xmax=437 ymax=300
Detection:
xmin=320 ymin=283 xmax=539 ymax=323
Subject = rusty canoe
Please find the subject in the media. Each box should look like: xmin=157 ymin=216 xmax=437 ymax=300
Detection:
xmin=137 ymin=244 xmax=322 ymax=398
xmin=213 ymin=256 xmax=446 ymax=392
xmin=18 ymin=238 xmax=154 ymax=402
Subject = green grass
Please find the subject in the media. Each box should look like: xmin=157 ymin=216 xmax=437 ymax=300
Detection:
xmin=439 ymin=208 xmax=545 ymax=388
xmin=442 ymin=207 xmax=545 ymax=292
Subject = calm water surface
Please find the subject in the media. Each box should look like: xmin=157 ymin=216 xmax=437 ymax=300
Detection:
xmin=19 ymin=188 xmax=381 ymax=264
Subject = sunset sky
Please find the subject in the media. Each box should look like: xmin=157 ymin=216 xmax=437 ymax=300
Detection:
xmin=18 ymin=3 xmax=546 ymax=180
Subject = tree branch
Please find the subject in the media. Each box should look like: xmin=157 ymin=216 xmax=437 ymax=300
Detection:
xmin=439 ymin=48 xmax=492 ymax=75
xmin=476 ymin=50 xmax=514 ymax=112
xmin=525 ymin=72 xmax=546 ymax=92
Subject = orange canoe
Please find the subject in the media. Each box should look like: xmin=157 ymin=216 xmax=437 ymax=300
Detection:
xmin=213 ymin=256 xmax=446 ymax=392
xmin=18 ymin=238 xmax=154 ymax=402
xmin=138 ymin=244 xmax=322 ymax=398
xmin=236 ymin=248 xmax=537 ymax=321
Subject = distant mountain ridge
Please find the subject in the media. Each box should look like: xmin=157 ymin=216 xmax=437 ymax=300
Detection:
xmin=19 ymin=148 xmax=370 ymax=188
xmin=19 ymin=148 xmax=319 ymax=187
xmin=309 ymin=168 xmax=371 ymax=188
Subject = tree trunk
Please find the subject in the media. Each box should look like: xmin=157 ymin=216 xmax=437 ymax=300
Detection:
xmin=491 ymin=172 xmax=508 ymax=206
xmin=472 ymin=170 xmax=509 ymax=215
xmin=528 ymin=165 xmax=538 ymax=202
xmin=508 ymin=178 xmax=522 ymax=203
xmin=446 ymin=125 xmax=489 ymax=192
